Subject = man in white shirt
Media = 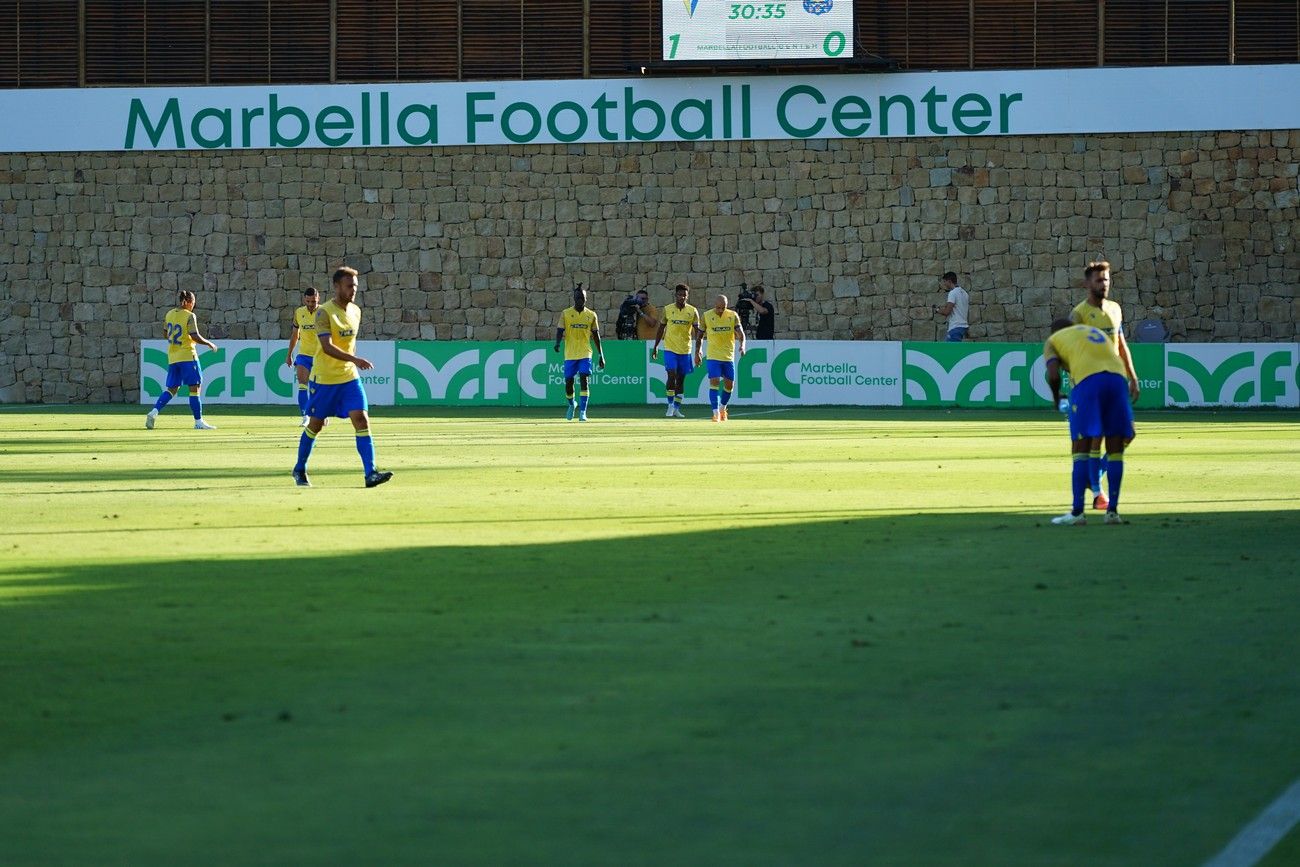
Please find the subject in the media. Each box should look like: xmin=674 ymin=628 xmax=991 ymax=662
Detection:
xmin=933 ymin=271 xmax=970 ymax=341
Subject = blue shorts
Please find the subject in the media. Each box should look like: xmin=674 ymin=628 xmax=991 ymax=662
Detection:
xmin=706 ymin=360 xmax=736 ymax=381
xmin=946 ymin=327 xmax=969 ymax=342
xmin=1070 ymin=372 xmax=1133 ymax=440
xmin=307 ymin=379 xmax=369 ymax=420
xmin=563 ymin=358 xmax=593 ymax=379
xmin=294 ymin=354 xmax=314 ymax=370
xmin=663 ymin=351 xmax=693 ymax=375
xmin=165 ymin=361 xmax=202 ymax=389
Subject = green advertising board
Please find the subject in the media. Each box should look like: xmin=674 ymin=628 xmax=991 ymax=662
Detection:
xmin=394 ymin=340 xmax=648 ymax=407
xmin=902 ymin=342 xmax=1166 ymax=408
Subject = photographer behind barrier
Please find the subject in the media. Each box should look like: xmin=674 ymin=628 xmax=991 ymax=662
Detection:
xmin=933 ymin=271 xmax=970 ymax=342
xmin=615 ymin=289 xmax=660 ymax=340
xmin=737 ymin=284 xmax=775 ymax=340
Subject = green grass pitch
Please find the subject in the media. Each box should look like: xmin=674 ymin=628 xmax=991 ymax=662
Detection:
xmin=1 ymin=405 xmax=1298 ymax=865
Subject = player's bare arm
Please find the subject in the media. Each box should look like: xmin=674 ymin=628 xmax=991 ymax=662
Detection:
xmin=318 ymin=333 xmax=372 ymax=370
xmin=591 ymin=324 xmax=605 ymax=370
xmin=735 ymin=324 xmax=746 ymax=358
xmin=286 ymin=325 xmax=299 ymax=366
xmin=1116 ymin=331 xmax=1140 ymax=402
xmin=189 ymin=322 xmax=217 ymax=351
xmin=553 ymin=325 xmax=565 ymax=353
xmin=1045 ymin=355 xmax=1064 ymax=405
xmin=650 ymin=321 xmax=666 ymax=359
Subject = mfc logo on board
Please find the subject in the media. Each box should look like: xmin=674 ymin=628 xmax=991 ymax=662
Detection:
xmin=1166 ymin=345 xmax=1298 ymax=407
xmin=141 ymin=341 xmax=276 ymax=401
xmin=395 ymin=344 xmax=546 ymax=405
xmin=904 ymin=344 xmax=1040 ymax=406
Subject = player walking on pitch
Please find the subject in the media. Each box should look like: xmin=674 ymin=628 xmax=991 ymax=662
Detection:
xmin=286 ymin=287 xmax=321 ymax=426
xmin=1068 ymin=261 xmax=1140 ymax=510
xmin=553 ymin=284 xmax=605 ymax=422
xmin=650 ymin=283 xmax=702 ymax=418
xmin=1045 ymin=319 xmax=1135 ymax=526
xmin=702 ymin=294 xmax=746 ymax=422
xmin=292 ymin=267 xmax=392 ymax=488
xmin=146 ymin=290 xmax=219 ymax=430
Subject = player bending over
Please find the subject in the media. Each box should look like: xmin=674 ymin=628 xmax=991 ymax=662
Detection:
xmin=553 ymin=284 xmax=605 ymax=422
xmin=1045 ymin=319 xmax=1136 ymax=526
xmin=292 ymin=267 xmax=393 ymax=488
xmin=146 ymin=290 xmax=218 ymax=430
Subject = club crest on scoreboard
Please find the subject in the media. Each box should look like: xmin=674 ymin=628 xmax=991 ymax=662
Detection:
xmin=803 ymin=0 xmax=833 ymax=14
xmin=683 ymin=0 xmax=700 ymax=17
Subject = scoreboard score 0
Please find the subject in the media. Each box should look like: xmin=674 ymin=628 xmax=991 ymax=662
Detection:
xmin=663 ymin=0 xmax=854 ymax=62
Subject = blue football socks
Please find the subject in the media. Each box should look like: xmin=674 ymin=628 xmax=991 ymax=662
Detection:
xmin=720 ymin=384 xmax=733 ymax=406
xmin=578 ymin=391 xmax=589 ymax=413
xmin=297 ymin=384 xmax=309 ymax=413
xmin=1106 ymin=453 xmax=1124 ymax=511
xmin=188 ymin=395 xmax=203 ymax=420
xmin=1088 ymin=449 xmax=1102 ymax=493
xmin=355 ymin=428 xmax=376 ymax=476
xmin=709 ymin=388 xmax=719 ymax=410
xmin=151 ymin=391 xmax=173 ymax=412
xmin=1071 ymin=453 xmax=1088 ymax=515
xmin=295 ymin=428 xmax=317 ymax=471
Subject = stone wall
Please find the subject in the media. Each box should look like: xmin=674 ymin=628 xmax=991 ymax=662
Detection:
xmin=1 ymin=131 xmax=1297 ymax=402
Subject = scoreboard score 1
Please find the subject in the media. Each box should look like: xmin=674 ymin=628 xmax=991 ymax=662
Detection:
xmin=663 ymin=0 xmax=854 ymax=62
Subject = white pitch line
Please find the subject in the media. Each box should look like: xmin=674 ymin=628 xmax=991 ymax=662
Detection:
xmin=724 ymin=408 xmax=793 ymax=418
xmin=1203 ymin=777 xmax=1300 ymax=867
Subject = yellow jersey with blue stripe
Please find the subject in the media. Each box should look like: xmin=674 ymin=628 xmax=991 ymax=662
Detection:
xmin=1070 ymin=299 xmax=1123 ymax=343
xmin=558 ymin=307 xmax=598 ymax=361
xmin=293 ymin=305 xmax=321 ymax=357
xmin=661 ymin=303 xmax=699 ymax=355
xmin=314 ymin=299 xmax=361 ymax=385
xmin=1044 ymin=325 xmax=1128 ymax=385
xmin=163 ymin=308 xmax=199 ymax=364
xmin=703 ymin=308 xmax=742 ymax=362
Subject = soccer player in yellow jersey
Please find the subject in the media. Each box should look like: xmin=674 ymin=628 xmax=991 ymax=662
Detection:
xmin=650 ymin=283 xmax=702 ymax=418
xmin=702 ymin=294 xmax=746 ymax=422
xmin=146 ymin=290 xmax=219 ymax=430
xmin=292 ymin=267 xmax=392 ymax=488
xmin=285 ymin=286 xmax=321 ymax=425
xmin=1045 ymin=318 xmax=1137 ymax=526
xmin=552 ymin=284 xmax=605 ymax=422
xmin=1070 ymin=261 xmax=1139 ymax=401
xmin=1068 ymin=261 xmax=1139 ymax=509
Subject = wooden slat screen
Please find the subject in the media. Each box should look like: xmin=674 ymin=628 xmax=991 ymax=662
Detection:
xmin=1234 ymin=0 xmax=1299 ymax=62
xmin=0 ymin=1 xmax=15 ymax=87
xmin=18 ymin=0 xmax=79 ymax=86
xmin=1168 ymin=0 xmax=1229 ymax=64
xmin=85 ymin=0 xmax=144 ymax=85
xmin=462 ymin=0 xmax=520 ymax=79
xmin=523 ymin=0 xmax=583 ymax=79
xmin=856 ymin=0 xmax=911 ymax=67
xmin=588 ymin=0 xmax=653 ymax=74
xmin=905 ymin=0 xmax=971 ymax=69
xmin=337 ymin=0 xmax=396 ymax=81
xmin=147 ymin=0 xmax=208 ymax=84
xmin=1105 ymin=0 xmax=1166 ymax=65
xmin=5 ymin=1 xmax=1300 ymax=87
xmin=397 ymin=0 xmax=459 ymax=81
xmin=210 ymin=0 xmax=269 ymax=83
xmin=270 ymin=0 xmax=331 ymax=83
xmin=1034 ymin=0 xmax=1098 ymax=67
xmin=974 ymin=0 xmax=1035 ymax=69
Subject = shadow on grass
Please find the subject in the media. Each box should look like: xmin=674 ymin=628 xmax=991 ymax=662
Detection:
xmin=1 ymin=512 xmax=1299 ymax=866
